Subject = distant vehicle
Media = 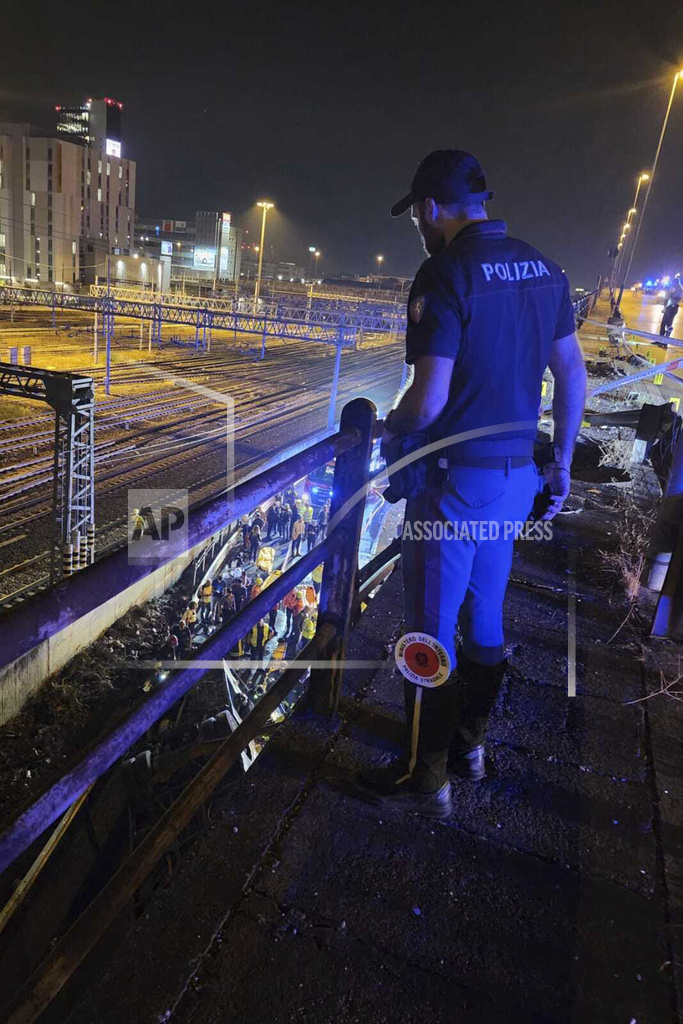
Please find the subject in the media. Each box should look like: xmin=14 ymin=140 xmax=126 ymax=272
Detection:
xmin=305 ymin=462 xmax=334 ymax=506
xmin=304 ymin=441 xmax=381 ymax=505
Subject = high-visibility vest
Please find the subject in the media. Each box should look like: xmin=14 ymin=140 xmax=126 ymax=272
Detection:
xmin=312 ymin=563 xmax=324 ymax=583
xmin=302 ymin=615 xmax=317 ymax=640
xmin=303 ymin=505 xmax=313 ymax=522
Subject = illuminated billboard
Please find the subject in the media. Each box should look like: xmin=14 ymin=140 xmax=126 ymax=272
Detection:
xmin=161 ymin=240 xmax=173 ymax=256
xmin=193 ymin=246 xmax=216 ymax=270
xmin=105 ymin=138 xmax=121 ymax=158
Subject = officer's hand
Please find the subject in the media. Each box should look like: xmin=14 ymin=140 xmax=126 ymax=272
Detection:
xmin=539 ymin=463 xmax=571 ymax=520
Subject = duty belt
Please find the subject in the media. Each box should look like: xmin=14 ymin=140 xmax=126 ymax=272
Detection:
xmin=439 ymin=437 xmax=535 ymax=469
xmin=441 ymin=455 xmax=533 ymax=469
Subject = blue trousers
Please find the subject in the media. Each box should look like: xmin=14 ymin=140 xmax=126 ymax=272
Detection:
xmin=402 ymin=461 xmax=541 ymax=669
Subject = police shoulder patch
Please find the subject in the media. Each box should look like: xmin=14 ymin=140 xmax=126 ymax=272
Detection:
xmin=409 ymin=295 xmax=426 ymax=324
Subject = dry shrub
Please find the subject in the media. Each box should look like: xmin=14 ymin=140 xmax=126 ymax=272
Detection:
xmin=600 ymin=488 xmax=659 ymax=602
xmin=598 ymin=434 xmax=633 ymax=471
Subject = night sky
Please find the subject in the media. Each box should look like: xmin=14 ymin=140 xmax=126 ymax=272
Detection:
xmin=3 ymin=0 xmax=683 ymax=288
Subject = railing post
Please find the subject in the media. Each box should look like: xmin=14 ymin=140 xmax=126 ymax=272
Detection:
xmin=644 ymin=416 xmax=683 ymax=592
xmin=308 ymin=397 xmax=377 ymax=715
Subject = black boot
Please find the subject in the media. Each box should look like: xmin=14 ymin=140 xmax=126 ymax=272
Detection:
xmin=450 ymin=651 xmax=508 ymax=782
xmin=356 ymin=680 xmax=458 ymax=819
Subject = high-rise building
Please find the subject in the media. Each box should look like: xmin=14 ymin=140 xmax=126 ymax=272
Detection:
xmin=55 ymin=97 xmax=123 ymax=155
xmin=0 ymin=97 xmax=135 ymax=288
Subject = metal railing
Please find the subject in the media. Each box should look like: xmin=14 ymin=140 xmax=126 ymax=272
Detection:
xmin=0 ymin=396 xmax=393 ymax=1021
xmin=0 ymin=398 xmax=381 ymax=864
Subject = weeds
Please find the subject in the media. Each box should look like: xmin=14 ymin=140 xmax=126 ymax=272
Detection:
xmin=599 ymin=488 xmax=659 ymax=603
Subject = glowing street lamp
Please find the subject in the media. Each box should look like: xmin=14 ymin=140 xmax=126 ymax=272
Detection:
xmin=314 ymin=250 xmax=321 ymax=276
xmin=254 ymin=200 xmax=274 ymax=303
xmin=376 ymin=254 xmax=384 ymax=274
xmin=616 ymin=72 xmax=683 ymax=310
xmin=611 ymin=173 xmax=649 ymax=290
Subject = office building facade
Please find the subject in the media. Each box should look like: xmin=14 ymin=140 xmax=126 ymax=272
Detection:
xmin=135 ymin=212 xmax=242 ymax=293
xmin=0 ymin=98 xmax=135 ymax=288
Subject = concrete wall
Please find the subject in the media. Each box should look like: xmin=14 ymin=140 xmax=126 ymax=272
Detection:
xmin=0 ymin=540 xmax=206 ymax=727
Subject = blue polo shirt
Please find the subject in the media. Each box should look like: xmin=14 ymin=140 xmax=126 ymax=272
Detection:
xmin=405 ymin=220 xmax=576 ymax=456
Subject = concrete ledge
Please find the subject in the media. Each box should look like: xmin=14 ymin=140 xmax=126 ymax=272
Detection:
xmin=0 ymin=540 xmax=206 ymax=726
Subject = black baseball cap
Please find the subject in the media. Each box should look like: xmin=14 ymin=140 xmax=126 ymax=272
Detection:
xmin=390 ymin=149 xmax=494 ymax=217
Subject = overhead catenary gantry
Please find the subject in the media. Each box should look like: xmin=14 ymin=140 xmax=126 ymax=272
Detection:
xmin=0 ymin=286 xmax=405 ymax=346
xmin=0 ymin=363 xmax=95 ymax=582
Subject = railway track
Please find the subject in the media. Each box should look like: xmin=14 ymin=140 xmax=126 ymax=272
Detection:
xmin=0 ymin=333 xmax=404 ymax=603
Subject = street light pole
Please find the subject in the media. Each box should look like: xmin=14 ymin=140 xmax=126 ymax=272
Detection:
xmin=254 ymin=200 xmax=274 ymax=305
xmin=376 ymin=254 xmax=384 ymax=277
xmin=314 ymin=250 xmax=321 ymax=280
xmin=611 ymin=173 xmax=649 ymax=293
xmin=615 ymin=70 xmax=683 ymax=312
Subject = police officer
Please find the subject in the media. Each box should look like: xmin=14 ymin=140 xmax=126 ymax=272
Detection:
xmin=659 ymin=278 xmax=683 ymax=338
xmin=365 ymin=150 xmax=587 ymax=817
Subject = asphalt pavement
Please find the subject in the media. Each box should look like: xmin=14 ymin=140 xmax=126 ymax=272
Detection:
xmin=68 ymin=469 xmax=683 ymax=1024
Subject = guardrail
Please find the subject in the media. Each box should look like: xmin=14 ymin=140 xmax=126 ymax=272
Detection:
xmin=0 ymin=399 xmax=380 ymax=860
xmin=0 ymin=396 xmax=394 ymax=1021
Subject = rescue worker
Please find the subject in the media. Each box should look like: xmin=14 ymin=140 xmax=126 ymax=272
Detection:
xmin=130 ymin=508 xmax=146 ymax=540
xmin=251 ymin=576 xmax=264 ymax=600
xmin=660 ymin=280 xmax=682 ymax=337
xmin=305 ymin=581 xmax=317 ymax=610
xmin=303 ymin=501 xmax=314 ymax=526
xmin=198 ymin=579 xmax=213 ymax=625
xmin=361 ymin=149 xmax=586 ymax=818
xmin=181 ymin=600 xmax=198 ymax=635
xmin=312 ymin=562 xmax=324 ymax=596
xmin=283 ymin=587 xmax=305 ymax=637
xmin=300 ymin=610 xmax=317 ymax=649
xmin=248 ymin=618 xmax=273 ymax=662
